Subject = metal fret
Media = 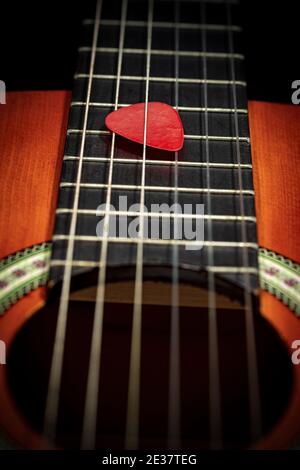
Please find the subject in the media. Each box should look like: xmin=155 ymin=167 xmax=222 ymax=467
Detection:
xmin=50 ymin=259 xmax=258 ymax=275
xmin=55 ymin=208 xmax=256 ymax=222
xmin=185 ymin=135 xmax=249 ymax=142
xmin=43 ymin=0 xmax=261 ymax=450
xmin=50 ymin=0 xmax=257 ymax=294
xmin=52 ymin=235 xmax=258 ymax=249
xmin=83 ymin=19 xmax=242 ymax=33
xmin=79 ymin=46 xmax=244 ymax=60
xmin=66 ymin=129 xmax=250 ymax=143
xmin=71 ymin=101 xmax=248 ymax=114
xmin=74 ymin=73 xmax=247 ymax=87
xmin=59 ymin=182 xmax=254 ymax=195
xmin=208 ymin=266 xmax=258 ymax=274
xmin=63 ymin=155 xmax=252 ymax=169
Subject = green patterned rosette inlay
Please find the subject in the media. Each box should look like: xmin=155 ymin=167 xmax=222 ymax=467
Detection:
xmin=0 ymin=243 xmax=51 ymax=315
xmin=0 ymin=243 xmax=300 ymax=317
xmin=259 ymin=248 xmax=300 ymax=316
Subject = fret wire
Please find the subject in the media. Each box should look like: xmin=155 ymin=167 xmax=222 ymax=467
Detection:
xmin=79 ymin=46 xmax=244 ymax=60
xmin=71 ymin=101 xmax=248 ymax=114
xmin=81 ymin=0 xmax=128 ymax=450
xmin=52 ymin=234 xmax=258 ymax=249
xmin=74 ymin=73 xmax=247 ymax=86
xmin=82 ymin=19 xmax=242 ymax=32
xmin=51 ymin=259 xmax=104 ymax=268
xmin=66 ymin=130 xmax=251 ymax=143
xmin=208 ymin=267 xmax=258 ymax=274
xmin=43 ymin=0 xmax=103 ymax=445
xmin=45 ymin=0 xmax=259 ymax=450
xmin=56 ymin=208 xmax=256 ymax=222
xmin=60 ymin=182 xmax=255 ymax=195
xmin=226 ymin=3 xmax=262 ymax=441
xmin=50 ymin=259 xmax=258 ymax=275
xmin=63 ymin=156 xmax=253 ymax=169
xmin=125 ymin=0 xmax=153 ymax=451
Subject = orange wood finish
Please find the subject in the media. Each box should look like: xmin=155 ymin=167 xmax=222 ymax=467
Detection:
xmin=248 ymin=102 xmax=300 ymax=448
xmin=0 ymin=93 xmax=300 ymax=449
xmin=0 ymin=91 xmax=71 ymax=447
xmin=248 ymin=101 xmax=300 ymax=265
xmin=0 ymin=91 xmax=71 ymax=260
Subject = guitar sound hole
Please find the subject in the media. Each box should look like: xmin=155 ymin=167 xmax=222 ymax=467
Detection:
xmin=7 ymin=276 xmax=293 ymax=449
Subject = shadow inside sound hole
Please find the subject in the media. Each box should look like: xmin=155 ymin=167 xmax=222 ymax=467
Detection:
xmin=6 ymin=289 xmax=293 ymax=450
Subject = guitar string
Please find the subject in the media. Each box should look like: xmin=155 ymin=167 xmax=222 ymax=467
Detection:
xmin=226 ymin=3 xmax=262 ymax=441
xmin=81 ymin=0 xmax=128 ymax=450
xmin=43 ymin=0 xmax=261 ymax=450
xmin=167 ymin=0 xmax=181 ymax=450
xmin=201 ymin=2 xmax=222 ymax=449
xmin=125 ymin=0 xmax=154 ymax=450
xmin=43 ymin=0 xmax=103 ymax=443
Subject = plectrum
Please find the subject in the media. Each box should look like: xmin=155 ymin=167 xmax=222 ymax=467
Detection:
xmin=105 ymin=102 xmax=184 ymax=152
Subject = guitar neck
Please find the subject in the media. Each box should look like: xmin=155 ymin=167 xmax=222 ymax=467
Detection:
xmin=50 ymin=0 xmax=258 ymax=292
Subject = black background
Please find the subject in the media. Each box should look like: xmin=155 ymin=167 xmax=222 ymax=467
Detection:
xmin=0 ymin=450 xmax=300 ymax=467
xmin=0 ymin=0 xmax=299 ymax=103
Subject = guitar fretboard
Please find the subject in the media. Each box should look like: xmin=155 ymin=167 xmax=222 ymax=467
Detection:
xmin=50 ymin=0 xmax=258 ymax=291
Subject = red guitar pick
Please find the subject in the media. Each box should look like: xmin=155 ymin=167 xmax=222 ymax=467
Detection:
xmin=105 ymin=102 xmax=184 ymax=152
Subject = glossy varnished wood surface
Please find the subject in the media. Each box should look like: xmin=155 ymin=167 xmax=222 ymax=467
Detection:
xmin=0 ymin=92 xmax=300 ymax=448
xmin=0 ymin=91 xmax=71 ymax=448
xmin=0 ymin=91 xmax=71 ymax=260
xmin=248 ymin=101 xmax=300 ymax=448
xmin=248 ymin=101 xmax=300 ymax=264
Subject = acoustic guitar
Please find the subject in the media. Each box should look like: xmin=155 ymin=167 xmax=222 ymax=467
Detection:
xmin=0 ymin=0 xmax=300 ymax=451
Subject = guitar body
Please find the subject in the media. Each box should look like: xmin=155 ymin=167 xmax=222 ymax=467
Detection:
xmin=0 ymin=91 xmax=71 ymax=448
xmin=0 ymin=91 xmax=300 ymax=449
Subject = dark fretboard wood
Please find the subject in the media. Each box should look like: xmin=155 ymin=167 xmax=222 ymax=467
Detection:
xmin=50 ymin=0 xmax=258 ymax=291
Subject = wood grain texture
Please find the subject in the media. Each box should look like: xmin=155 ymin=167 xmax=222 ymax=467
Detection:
xmin=248 ymin=101 xmax=300 ymax=264
xmin=0 ymin=91 xmax=71 ymax=449
xmin=0 ymin=91 xmax=71 ymax=260
xmin=249 ymin=101 xmax=300 ymax=448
